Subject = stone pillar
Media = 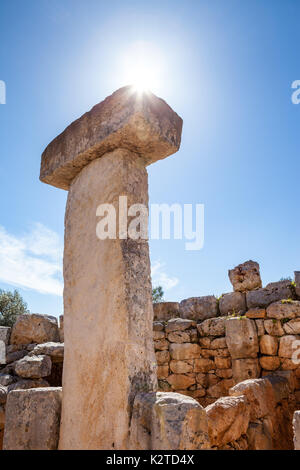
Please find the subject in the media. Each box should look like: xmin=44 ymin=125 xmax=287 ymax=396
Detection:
xmin=40 ymin=86 xmax=182 ymax=450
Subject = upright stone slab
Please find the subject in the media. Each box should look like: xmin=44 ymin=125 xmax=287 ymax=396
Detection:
xmin=40 ymin=87 xmax=183 ymax=449
xmin=0 ymin=327 xmax=10 ymax=365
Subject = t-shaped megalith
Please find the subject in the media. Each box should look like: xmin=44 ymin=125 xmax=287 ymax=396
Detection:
xmin=40 ymin=86 xmax=183 ymax=450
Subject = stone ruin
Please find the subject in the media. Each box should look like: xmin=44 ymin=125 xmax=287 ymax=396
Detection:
xmin=0 ymin=88 xmax=300 ymax=450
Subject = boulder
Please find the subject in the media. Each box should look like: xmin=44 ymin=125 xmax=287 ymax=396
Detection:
xmin=153 ymin=302 xmax=180 ymax=321
xmin=3 ymin=387 xmax=62 ymax=450
xmin=167 ymin=374 xmax=195 ymax=390
xmin=129 ymin=391 xmax=210 ymax=450
xmin=228 ymin=260 xmax=262 ymax=292
xmin=28 ymin=342 xmax=64 ymax=363
xmin=5 ymin=349 xmax=27 ymax=364
xmin=225 ymin=317 xmax=258 ymax=359
xmin=197 ymin=317 xmax=225 ymax=337
xmin=206 ymin=395 xmax=250 ymax=447
xmin=232 ymin=358 xmax=260 ymax=384
xmin=229 ymin=378 xmax=275 ymax=420
xmin=180 ymin=296 xmax=218 ymax=322
xmin=10 ymin=314 xmax=59 ymax=345
xmin=219 ymin=292 xmax=246 ymax=315
xmin=153 ymin=321 xmax=164 ymax=332
xmin=247 ymin=421 xmax=272 ymax=450
xmin=293 ymin=411 xmax=300 ymax=450
xmin=264 ymin=319 xmax=285 ymax=336
xmin=246 ymin=281 xmax=295 ymax=309
xmin=260 ymin=335 xmax=278 ymax=355
xmin=0 ymin=374 xmax=15 ymax=386
xmin=165 ymin=318 xmax=196 ymax=333
xmin=14 ymin=355 xmax=52 ymax=379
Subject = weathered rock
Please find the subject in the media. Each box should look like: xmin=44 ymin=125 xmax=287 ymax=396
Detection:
xmin=228 ymin=260 xmax=262 ymax=292
xmin=246 ymin=308 xmax=266 ymax=319
xmin=157 ymin=365 xmax=169 ymax=379
xmin=264 ymin=319 xmax=285 ymax=336
xmin=246 ymin=281 xmax=295 ymax=309
xmin=225 ymin=317 xmax=258 ymax=359
xmin=3 ymin=387 xmax=62 ymax=450
xmin=263 ymin=374 xmax=290 ymax=403
xmin=59 ymin=315 xmax=64 ymax=342
xmin=266 ymin=300 xmax=300 ymax=320
xmin=180 ymin=296 xmax=218 ymax=322
xmin=232 ymin=358 xmax=260 ymax=384
xmin=10 ymin=314 xmax=59 ymax=345
xmin=129 ymin=392 xmax=210 ymax=450
xmin=255 ymin=319 xmax=265 ymax=336
xmin=153 ymin=330 xmax=165 ymax=340
xmin=194 ymin=358 xmax=215 ymax=373
xmin=206 ymin=395 xmax=250 ymax=446
xmin=29 ymin=342 xmax=64 ymax=362
xmin=170 ymin=360 xmax=193 ymax=374
xmin=206 ymin=379 xmax=234 ymax=399
xmin=6 ymin=349 xmax=27 ymax=364
xmin=215 ymin=356 xmax=231 ymax=369
xmin=216 ymin=368 xmax=233 ymax=379
xmin=0 ymin=327 xmax=11 ymax=345
xmin=219 ymin=292 xmax=246 ymax=315
xmin=167 ymin=331 xmax=190 ymax=343
xmin=260 ymin=335 xmax=278 ymax=355
xmin=283 ymin=319 xmax=300 ymax=335
xmin=165 ymin=318 xmax=196 ymax=333
xmin=259 ymin=355 xmax=280 ymax=371
xmin=155 ymin=350 xmax=170 ymax=365
xmin=278 ymin=335 xmax=300 ymax=358
xmin=247 ymin=421 xmax=272 ymax=450
xmin=169 ymin=343 xmax=201 ymax=360
xmin=210 ymin=337 xmax=227 ymax=349
xmin=14 ymin=355 xmax=52 ymax=379
xmin=197 ymin=317 xmax=225 ymax=337
xmin=153 ymin=321 xmax=164 ymax=332
xmin=0 ymin=385 xmax=7 ymax=405
xmin=0 ymin=374 xmax=15 ymax=386
xmin=295 ymin=272 xmax=300 ymax=299
xmin=154 ymin=338 xmax=168 ymax=350
xmin=153 ymin=303 xmax=180 ymax=322
xmin=293 ymin=410 xmax=300 ymax=450
xmin=167 ymin=374 xmax=195 ymax=390
xmin=229 ymin=378 xmax=275 ymax=420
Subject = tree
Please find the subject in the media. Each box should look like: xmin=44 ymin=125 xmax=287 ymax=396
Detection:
xmin=152 ymin=286 xmax=164 ymax=303
xmin=0 ymin=289 xmax=29 ymax=327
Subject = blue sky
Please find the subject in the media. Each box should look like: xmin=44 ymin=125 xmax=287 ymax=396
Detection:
xmin=0 ymin=0 xmax=300 ymax=317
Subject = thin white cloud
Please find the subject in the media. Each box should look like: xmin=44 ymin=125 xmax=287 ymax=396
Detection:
xmin=151 ymin=260 xmax=179 ymax=291
xmin=0 ymin=223 xmax=63 ymax=296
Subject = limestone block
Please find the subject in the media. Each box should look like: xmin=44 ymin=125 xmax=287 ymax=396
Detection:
xmin=229 ymin=378 xmax=275 ymax=420
xmin=194 ymin=358 xmax=215 ymax=373
xmin=263 ymin=374 xmax=289 ymax=403
xmin=283 ymin=319 xmax=300 ymax=335
xmin=259 ymin=356 xmax=280 ymax=371
xmin=197 ymin=317 xmax=225 ymax=337
xmin=247 ymin=421 xmax=272 ymax=450
xmin=153 ymin=302 xmax=180 ymax=321
xmin=153 ymin=321 xmax=164 ymax=331
xmin=206 ymin=395 xmax=250 ymax=447
xmin=168 ymin=331 xmax=190 ymax=343
xmin=14 ymin=355 xmax=52 ymax=379
xmin=169 ymin=343 xmax=201 ymax=360
xmin=0 ymin=386 xmax=7 ymax=405
xmin=219 ymin=292 xmax=246 ymax=315
xmin=129 ymin=391 xmax=210 ymax=450
xmin=10 ymin=314 xmax=59 ymax=345
xmin=0 ymin=327 xmax=11 ymax=345
xmin=266 ymin=300 xmax=300 ymax=320
xmin=29 ymin=342 xmax=64 ymax=363
xmin=260 ymin=335 xmax=278 ymax=355
xmin=154 ymin=339 xmax=169 ymax=350
xmin=167 ymin=374 xmax=195 ymax=390
xmin=170 ymin=360 xmax=193 ymax=374
xmin=215 ymin=356 xmax=231 ymax=369
xmin=293 ymin=411 xmax=300 ymax=450
xmin=232 ymin=358 xmax=260 ymax=384
xmin=278 ymin=335 xmax=300 ymax=358
xmin=157 ymin=365 xmax=169 ymax=379
xmin=0 ymin=374 xmax=15 ymax=386
xmin=165 ymin=318 xmax=195 ymax=333
xmin=246 ymin=308 xmax=266 ymax=319
xmin=228 ymin=260 xmax=262 ymax=292
xmin=40 ymin=87 xmax=183 ymax=190
xmin=216 ymin=368 xmax=233 ymax=379
xmin=210 ymin=337 xmax=227 ymax=349
xmin=255 ymin=319 xmax=265 ymax=336
xmin=153 ymin=330 xmax=165 ymax=340
xmin=155 ymin=350 xmax=170 ymax=365
xmin=225 ymin=317 xmax=258 ymax=359
xmin=264 ymin=319 xmax=284 ymax=336
xmin=180 ymin=296 xmax=218 ymax=322
xmin=59 ymin=315 xmax=64 ymax=342
xmin=246 ymin=281 xmax=295 ymax=309
xmin=3 ymin=387 xmax=62 ymax=450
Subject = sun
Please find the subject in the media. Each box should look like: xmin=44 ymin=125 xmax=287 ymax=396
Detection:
xmin=120 ymin=41 xmax=164 ymax=94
